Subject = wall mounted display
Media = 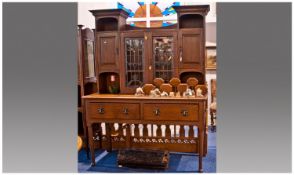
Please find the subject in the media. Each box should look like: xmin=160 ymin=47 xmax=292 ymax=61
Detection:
xmin=206 ymin=46 xmax=216 ymax=70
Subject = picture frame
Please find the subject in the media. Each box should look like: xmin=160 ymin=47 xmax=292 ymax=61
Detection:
xmin=206 ymin=46 xmax=217 ymax=70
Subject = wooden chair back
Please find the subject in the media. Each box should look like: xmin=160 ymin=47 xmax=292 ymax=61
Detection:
xmin=211 ymin=79 xmax=217 ymax=102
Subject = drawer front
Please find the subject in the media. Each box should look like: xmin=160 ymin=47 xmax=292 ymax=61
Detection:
xmin=143 ymin=103 xmax=199 ymax=121
xmin=88 ymin=102 xmax=140 ymax=120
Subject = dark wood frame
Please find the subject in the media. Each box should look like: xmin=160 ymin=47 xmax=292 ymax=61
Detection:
xmin=205 ymin=45 xmax=216 ymax=70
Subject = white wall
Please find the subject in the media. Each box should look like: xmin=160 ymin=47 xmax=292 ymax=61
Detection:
xmin=78 ymin=2 xmax=116 ymax=29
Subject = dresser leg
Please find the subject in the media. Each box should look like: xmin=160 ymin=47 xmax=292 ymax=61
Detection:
xmin=82 ymin=112 xmax=89 ymax=159
xmin=88 ymin=125 xmax=96 ymax=166
xmin=198 ymin=127 xmax=204 ymax=173
xmin=106 ymin=123 xmax=112 ymax=152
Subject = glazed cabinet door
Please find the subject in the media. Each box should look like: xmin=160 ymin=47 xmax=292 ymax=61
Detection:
xmin=120 ymin=32 xmax=147 ymax=94
xmin=178 ymin=29 xmax=204 ymax=70
xmin=150 ymin=31 xmax=178 ymax=82
xmin=96 ymin=32 xmax=119 ymax=72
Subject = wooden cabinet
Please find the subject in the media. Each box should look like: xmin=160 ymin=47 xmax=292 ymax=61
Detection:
xmin=178 ymin=29 xmax=204 ymax=70
xmin=84 ymin=5 xmax=210 ymax=170
xmin=90 ymin=5 xmax=209 ymax=94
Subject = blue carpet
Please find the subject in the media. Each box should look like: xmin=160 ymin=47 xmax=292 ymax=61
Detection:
xmin=78 ymin=130 xmax=216 ymax=173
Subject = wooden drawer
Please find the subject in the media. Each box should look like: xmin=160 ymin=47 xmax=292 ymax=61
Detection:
xmin=87 ymin=102 xmax=140 ymax=120
xmin=143 ymin=103 xmax=199 ymax=121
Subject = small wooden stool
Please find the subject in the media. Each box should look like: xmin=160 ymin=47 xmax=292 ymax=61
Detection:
xmin=153 ymin=78 xmax=164 ymax=88
xmin=142 ymin=84 xmax=155 ymax=95
xmin=160 ymin=83 xmax=173 ymax=95
xmin=187 ymin=77 xmax=199 ymax=89
xmin=169 ymin=77 xmax=181 ymax=95
xmin=177 ymin=83 xmax=188 ymax=96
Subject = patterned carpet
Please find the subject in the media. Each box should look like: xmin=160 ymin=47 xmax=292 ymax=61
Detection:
xmin=78 ymin=128 xmax=216 ymax=173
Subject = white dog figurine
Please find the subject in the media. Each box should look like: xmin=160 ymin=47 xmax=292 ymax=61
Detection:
xmin=160 ymin=91 xmax=169 ymax=97
xmin=196 ymin=88 xmax=203 ymax=97
xmin=135 ymin=87 xmax=144 ymax=96
xmin=150 ymin=88 xmax=161 ymax=97
xmin=184 ymin=88 xmax=193 ymax=97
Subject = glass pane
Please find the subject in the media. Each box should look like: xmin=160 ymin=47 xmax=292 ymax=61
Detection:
xmin=125 ymin=38 xmax=144 ymax=87
xmin=153 ymin=37 xmax=173 ymax=82
xmin=84 ymin=41 xmax=95 ymax=78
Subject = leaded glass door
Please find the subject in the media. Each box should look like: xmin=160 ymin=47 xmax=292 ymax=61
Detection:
xmin=125 ymin=38 xmax=144 ymax=87
xmin=121 ymin=32 xmax=147 ymax=94
xmin=151 ymin=31 xmax=177 ymax=83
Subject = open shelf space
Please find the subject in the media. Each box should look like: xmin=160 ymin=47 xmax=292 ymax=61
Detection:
xmin=99 ymin=72 xmax=120 ymax=94
xmin=179 ymin=14 xmax=204 ymax=29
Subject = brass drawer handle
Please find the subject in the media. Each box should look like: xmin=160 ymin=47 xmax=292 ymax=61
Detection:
xmin=181 ymin=110 xmax=188 ymax=117
xmin=153 ymin=108 xmax=160 ymax=116
xmin=123 ymin=108 xmax=129 ymax=115
xmin=97 ymin=107 xmax=105 ymax=114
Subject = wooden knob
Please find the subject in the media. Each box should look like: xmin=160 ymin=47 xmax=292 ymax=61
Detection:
xmin=97 ymin=107 xmax=104 ymax=114
xmin=181 ymin=110 xmax=189 ymax=117
xmin=123 ymin=108 xmax=129 ymax=115
xmin=153 ymin=108 xmax=160 ymax=116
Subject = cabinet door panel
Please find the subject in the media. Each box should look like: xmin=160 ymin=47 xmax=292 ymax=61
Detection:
xmin=179 ymin=29 xmax=203 ymax=70
xmin=153 ymin=36 xmax=174 ymax=82
xmin=150 ymin=31 xmax=178 ymax=83
xmin=125 ymin=38 xmax=145 ymax=87
xmin=97 ymin=33 xmax=119 ymax=71
xmin=120 ymin=32 xmax=147 ymax=94
xmin=182 ymin=35 xmax=201 ymax=63
xmin=100 ymin=37 xmax=116 ymax=64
